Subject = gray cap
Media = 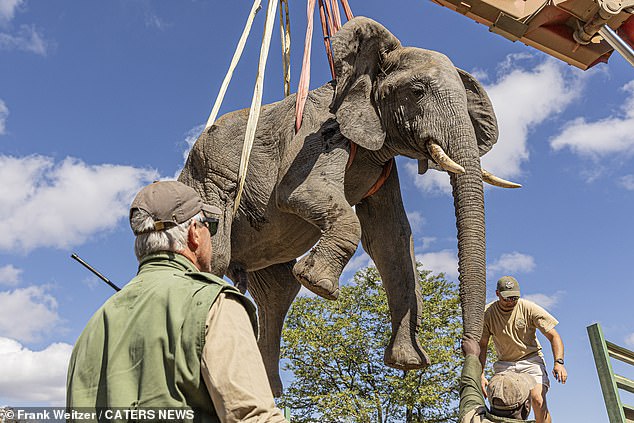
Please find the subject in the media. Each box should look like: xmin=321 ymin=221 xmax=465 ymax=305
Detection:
xmin=496 ymin=276 xmax=520 ymax=298
xmin=487 ymin=371 xmax=535 ymax=411
xmin=129 ymin=181 xmax=221 ymax=235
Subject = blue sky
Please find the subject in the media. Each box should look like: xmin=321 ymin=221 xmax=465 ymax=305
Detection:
xmin=1 ymin=0 xmax=633 ymax=420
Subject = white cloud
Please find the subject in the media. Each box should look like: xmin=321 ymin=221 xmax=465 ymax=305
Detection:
xmin=550 ymin=80 xmax=634 ymax=158
xmin=405 ymin=162 xmax=452 ymax=194
xmin=621 ymin=175 xmax=634 ymax=190
xmin=0 ymin=24 xmax=47 ymax=55
xmin=625 ymin=333 xmax=634 ymax=348
xmin=523 ymin=291 xmax=563 ymax=310
xmin=0 ymin=155 xmax=157 ymax=252
xmin=488 ymin=252 xmax=536 ymax=274
xmin=0 ymin=337 xmax=72 ymax=404
xmin=0 ymin=286 xmax=62 ymax=343
xmin=0 ymin=99 xmax=8 ymax=135
xmin=172 ymin=124 xmax=204 ymax=179
xmin=0 ymin=264 xmax=21 ymax=286
xmin=418 ymin=236 xmax=437 ymax=251
xmin=0 ymin=0 xmax=23 ymax=24
xmin=145 ymin=13 xmax=170 ymax=30
xmin=343 ymin=251 xmax=373 ymax=275
xmin=415 ymin=249 xmax=458 ymax=279
xmin=406 ymin=210 xmax=425 ymax=231
xmin=482 ymin=56 xmax=584 ymax=178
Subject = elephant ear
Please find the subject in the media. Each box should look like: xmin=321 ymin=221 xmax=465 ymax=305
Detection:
xmin=457 ymin=68 xmax=498 ymax=157
xmin=330 ymin=17 xmax=401 ymax=151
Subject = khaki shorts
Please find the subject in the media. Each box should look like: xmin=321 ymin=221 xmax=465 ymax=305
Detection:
xmin=493 ymin=355 xmax=550 ymax=388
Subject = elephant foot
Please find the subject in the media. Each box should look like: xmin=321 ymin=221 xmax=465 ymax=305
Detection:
xmin=293 ymin=256 xmax=340 ymax=300
xmin=384 ymin=343 xmax=430 ymax=370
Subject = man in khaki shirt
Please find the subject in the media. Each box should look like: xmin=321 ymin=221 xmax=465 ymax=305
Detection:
xmin=479 ymin=276 xmax=567 ymax=423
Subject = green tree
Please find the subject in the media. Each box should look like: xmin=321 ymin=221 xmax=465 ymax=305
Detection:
xmin=280 ymin=264 xmax=464 ymax=423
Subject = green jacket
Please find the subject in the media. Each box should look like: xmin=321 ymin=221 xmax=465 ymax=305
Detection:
xmin=459 ymin=355 xmax=535 ymax=423
xmin=66 ymin=252 xmax=257 ymax=422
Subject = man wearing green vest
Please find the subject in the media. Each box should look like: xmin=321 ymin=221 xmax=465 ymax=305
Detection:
xmin=67 ymin=181 xmax=287 ymax=422
xmin=459 ymin=336 xmax=536 ymax=422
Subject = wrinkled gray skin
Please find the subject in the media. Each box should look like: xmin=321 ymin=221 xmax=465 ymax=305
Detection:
xmin=179 ymin=17 xmax=495 ymax=396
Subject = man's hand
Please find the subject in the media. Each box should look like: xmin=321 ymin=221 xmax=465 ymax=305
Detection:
xmin=553 ymin=362 xmax=567 ymax=384
xmin=461 ymin=336 xmax=480 ymax=357
xmin=480 ymin=374 xmax=489 ymax=398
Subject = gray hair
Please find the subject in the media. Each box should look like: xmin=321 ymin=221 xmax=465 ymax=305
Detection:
xmin=130 ymin=208 xmax=201 ymax=261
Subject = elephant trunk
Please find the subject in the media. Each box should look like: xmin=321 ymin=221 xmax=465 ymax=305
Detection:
xmin=449 ymin=137 xmax=486 ymax=341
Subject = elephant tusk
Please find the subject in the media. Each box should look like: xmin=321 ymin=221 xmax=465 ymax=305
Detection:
xmin=481 ymin=169 xmax=522 ymax=188
xmin=428 ymin=143 xmax=465 ymax=174
xmin=417 ymin=159 xmax=428 ymax=175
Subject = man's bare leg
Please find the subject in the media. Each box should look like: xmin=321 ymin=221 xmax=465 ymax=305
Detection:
xmin=531 ymin=384 xmax=551 ymax=423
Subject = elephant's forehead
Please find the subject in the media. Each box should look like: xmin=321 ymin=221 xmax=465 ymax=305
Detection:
xmin=380 ymin=62 xmax=455 ymax=93
xmin=384 ymin=47 xmax=452 ymax=72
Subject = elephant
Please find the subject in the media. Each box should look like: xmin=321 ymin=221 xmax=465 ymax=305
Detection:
xmin=178 ymin=16 xmax=518 ymax=396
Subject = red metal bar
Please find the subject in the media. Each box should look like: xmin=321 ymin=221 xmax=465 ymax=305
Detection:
xmin=619 ymin=15 xmax=634 ymax=49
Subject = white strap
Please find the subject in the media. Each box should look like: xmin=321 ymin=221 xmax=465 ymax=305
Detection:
xmin=234 ymin=0 xmax=279 ymax=214
xmin=204 ymin=0 xmax=263 ymax=130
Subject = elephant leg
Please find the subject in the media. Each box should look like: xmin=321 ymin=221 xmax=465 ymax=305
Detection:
xmin=291 ymin=191 xmax=361 ymax=300
xmin=355 ymin=165 xmax=429 ymax=370
xmin=247 ymin=261 xmax=301 ymax=397
xmin=280 ymin=188 xmax=361 ymax=300
xmin=278 ymin=141 xmax=361 ymax=300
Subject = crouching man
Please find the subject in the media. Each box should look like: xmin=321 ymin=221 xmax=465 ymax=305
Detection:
xmin=460 ymin=336 xmax=536 ymax=422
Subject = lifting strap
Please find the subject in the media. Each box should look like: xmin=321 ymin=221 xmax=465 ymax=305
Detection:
xmin=205 ymin=0 xmax=263 ymax=130
xmin=340 ymin=0 xmax=354 ymax=20
xmin=362 ymin=159 xmax=394 ymax=200
xmin=318 ymin=0 xmax=336 ymax=78
xmin=297 ymin=0 xmax=388 ymax=198
xmin=295 ymin=0 xmax=317 ymax=132
xmin=296 ymin=0 xmax=352 ymax=131
xmin=279 ymin=0 xmax=291 ymax=97
xmin=234 ymin=0 xmax=279 ymax=214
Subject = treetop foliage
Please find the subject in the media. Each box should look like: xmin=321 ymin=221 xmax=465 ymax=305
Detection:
xmin=280 ymin=264 xmax=464 ymax=423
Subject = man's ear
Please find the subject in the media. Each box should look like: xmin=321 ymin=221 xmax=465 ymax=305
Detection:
xmin=187 ymin=222 xmax=200 ymax=251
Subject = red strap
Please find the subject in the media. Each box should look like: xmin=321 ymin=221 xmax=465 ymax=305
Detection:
xmin=362 ymin=158 xmax=394 ymax=200
xmin=295 ymin=0 xmax=353 ymax=132
xmin=318 ymin=0 xmax=336 ymax=78
xmin=330 ymin=0 xmax=342 ymax=32
xmin=340 ymin=0 xmax=354 ymax=20
xmin=295 ymin=0 xmax=317 ymax=132
xmin=346 ymin=142 xmax=357 ymax=170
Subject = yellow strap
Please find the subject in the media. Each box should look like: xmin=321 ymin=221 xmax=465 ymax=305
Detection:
xmin=234 ymin=0 xmax=279 ymax=215
xmin=204 ymin=0 xmax=263 ymax=130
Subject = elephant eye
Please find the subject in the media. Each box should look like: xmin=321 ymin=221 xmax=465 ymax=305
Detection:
xmin=412 ymin=83 xmax=427 ymax=94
